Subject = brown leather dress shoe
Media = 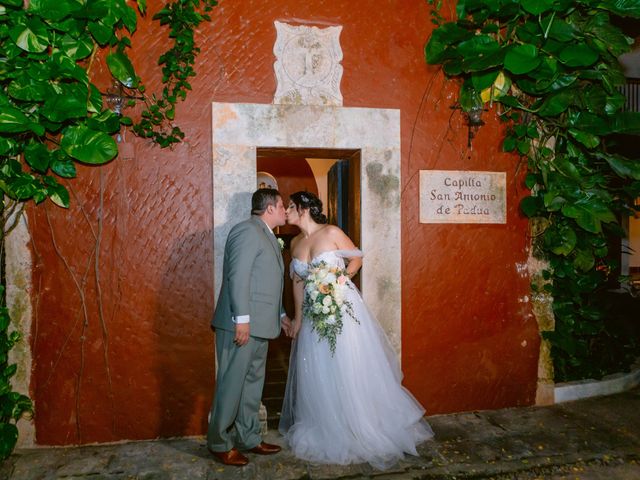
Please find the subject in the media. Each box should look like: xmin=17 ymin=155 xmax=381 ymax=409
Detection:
xmin=209 ymin=447 xmax=249 ymax=466
xmin=248 ymin=441 xmax=282 ymax=455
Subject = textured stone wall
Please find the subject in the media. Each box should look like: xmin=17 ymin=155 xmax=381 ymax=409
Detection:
xmin=26 ymin=0 xmax=538 ymax=445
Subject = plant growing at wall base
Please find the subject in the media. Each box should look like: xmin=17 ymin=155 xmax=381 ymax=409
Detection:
xmin=0 ymin=0 xmax=217 ymax=457
xmin=426 ymin=0 xmax=640 ymax=381
xmin=0 ymin=286 xmax=31 ymax=460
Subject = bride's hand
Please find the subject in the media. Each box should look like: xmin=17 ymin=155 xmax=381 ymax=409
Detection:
xmin=281 ymin=315 xmax=292 ymax=337
xmin=291 ymin=318 xmax=302 ymax=339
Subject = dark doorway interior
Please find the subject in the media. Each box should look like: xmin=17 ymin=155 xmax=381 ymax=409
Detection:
xmin=256 ymin=147 xmax=361 ymax=428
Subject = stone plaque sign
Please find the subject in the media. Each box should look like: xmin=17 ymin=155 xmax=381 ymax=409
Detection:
xmin=420 ymin=170 xmax=506 ymax=224
xmin=273 ymin=21 xmax=343 ymax=106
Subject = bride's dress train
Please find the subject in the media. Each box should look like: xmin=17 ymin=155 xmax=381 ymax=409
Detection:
xmin=279 ymin=250 xmax=433 ymax=470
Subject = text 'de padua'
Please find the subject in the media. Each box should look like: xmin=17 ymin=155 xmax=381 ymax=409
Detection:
xmin=419 ymin=170 xmax=506 ymax=224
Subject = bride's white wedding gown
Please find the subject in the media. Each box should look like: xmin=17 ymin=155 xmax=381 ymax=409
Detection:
xmin=279 ymin=250 xmax=433 ymax=469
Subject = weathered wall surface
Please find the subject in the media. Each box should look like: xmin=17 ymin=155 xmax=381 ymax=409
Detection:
xmin=27 ymin=1 xmax=538 ymax=444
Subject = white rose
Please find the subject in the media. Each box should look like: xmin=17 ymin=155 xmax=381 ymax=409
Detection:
xmin=324 ymin=273 xmax=336 ymax=284
xmin=322 ymin=306 xmax=330 ymax=314
xmin=322 ymin=296 xmax=332 ymax=307
xmin=310 ymin=290 xmax=319 ymax=300
xmin=326 ymin=315 xmax=336 ymax=324
xmin=334 ymin=290 xmax=344 ymax=303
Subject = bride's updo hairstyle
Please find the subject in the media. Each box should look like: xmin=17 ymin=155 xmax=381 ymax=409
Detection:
xmin=290 ymin=191 xmax=328 ymax=224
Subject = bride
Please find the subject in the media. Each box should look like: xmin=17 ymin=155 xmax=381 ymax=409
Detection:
xmin=279 ymin=191 xmax=433 ymax=470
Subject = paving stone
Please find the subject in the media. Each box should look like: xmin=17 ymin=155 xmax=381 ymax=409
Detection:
xmin=5 ymin=388 xmax=640 ymax=480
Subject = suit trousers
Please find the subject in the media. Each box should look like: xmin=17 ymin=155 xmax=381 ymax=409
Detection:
xmin=207 ymin=329 xmax=268 ymax=452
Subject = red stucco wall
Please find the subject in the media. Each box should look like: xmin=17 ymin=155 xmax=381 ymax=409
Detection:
xmin=28 ymin=1 xmax=538 ymax=445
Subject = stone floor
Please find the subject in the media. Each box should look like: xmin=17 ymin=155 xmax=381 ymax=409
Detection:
xmin=2 ymin=387 xmax=639 ymax=479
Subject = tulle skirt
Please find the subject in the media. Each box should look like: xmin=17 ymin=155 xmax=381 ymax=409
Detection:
xmin=279 ymin=283 xmax=433 ymax=470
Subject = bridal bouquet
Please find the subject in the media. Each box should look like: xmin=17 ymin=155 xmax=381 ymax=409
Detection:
xmin=303 ymin=260 xmax=357 ymax=355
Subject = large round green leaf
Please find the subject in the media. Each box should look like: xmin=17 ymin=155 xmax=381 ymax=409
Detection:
xmin=44 ymin=176 xmax=70 ymax=208
xmin=106 ymin=51 xmax=138 ymax=88
xmin=522 ymin=0 xmax=553 ymax=15
xmin=472 ymin=70 xmax=499 ymax=91
xmin=41 ymin=84 xmax=88 ymax=123
xmin=0 ymin=423 xmax=18 ymax=460
xmin=559 ymin=45 xmax=598 ymax=67
xmin=545 ymin=223 xmax=577 ymax=256
xmin=51 ymin=159 xmax=77 ymax=178
xmin=531 ymin=57 xmax=559 ymax=83
xmin=121 ymin=4 xmax=138 ymax=33
xmin=48 ymin=53 xmax=88 ymax=83
xmin=587 ymin=21 xmax=631 ymax=57
xmin=520 ymin=195 xmax=542 ymax=217
xmin=443 ymin=59 xmax=463 ymax=76
xmin=573 ymin=248 xmax=595 ymax=272
xmin=568 ymin=129 xmax=600 ymax=148
xmin=87 ymin=110 xmax=121 ymax=134
xmin=606 ymin=111 xmax=640 ymax=135
xmin=542 ymin=18 xmax=577 ymax=42
xmin=504 ymin=44 xmax=540 ymax=74
xmin=61 ymin=125 xmax=118 ymax=164
xmin=28 ymin=0 xmax=82 ymax=21
xmin=7 ymin=76 xmax=48 ymax=101
xmin=0 ymin=106 xmax=35 ymax=133
xmin=9 ymin=18 xmax=49 ymax=53
xmin=457 ymin=35 xmax=500 ymax=57
xmin=0 ymin=138 xmax=16 ymax=156
xmin=561 ymin=199 xmax=616 ymax=234
xmin=6 ymin=174 xmax=39 ymax=200
xmin=88 ymin=20 xmax=114 ymax=45
xmin=554 ymin=157 xmax=582 ymax=182
xmin=538 ymin=90 xmax=574 ymax=116
xmin=568 ymin=112 xmax=609 ymax=135
xmin=463 ymin=49 xmax=506 ymax=73
xmin=88 ymin=84 xmax=104 ymax=114
xmin=425 ymin=22 xmax=472 ymax=64
xmin=24 ymin=142 xmax=51 ymax=173
xmin=59 ymin=34 xmax=94 ymax=60
xmin=459 ymin=80 xmax=482 ymax=112
xmin=596 ymin=0 xmax=640 ymax=18
xmin=598 ymin=153 xmax=640 ymax=180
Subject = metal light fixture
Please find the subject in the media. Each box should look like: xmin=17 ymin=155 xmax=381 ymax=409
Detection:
xmin=466 ymin=105 xmax=485 ymax=148
xmin=102 ymin=81 xmax=143 ymax=116
xmin=104 ymin=81 xmax=127 ymax=115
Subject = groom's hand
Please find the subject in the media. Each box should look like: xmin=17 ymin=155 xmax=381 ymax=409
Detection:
xmin=234 ymin=323 xmax=250 ymax=346
xmin=281 ymin=316 xmax=292 ymax=337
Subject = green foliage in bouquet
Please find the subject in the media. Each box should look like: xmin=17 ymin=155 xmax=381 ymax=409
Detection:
xmin=426 ymin=0 xmax=640 ymax=381
xmin=303 ymin=261 xmax=357 ymax=356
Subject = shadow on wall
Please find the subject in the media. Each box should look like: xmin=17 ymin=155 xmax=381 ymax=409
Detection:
xmin=155 ymin=227 xmax=215 ymax=438
xmin=151 ymin=191 xmax=253 ymax=436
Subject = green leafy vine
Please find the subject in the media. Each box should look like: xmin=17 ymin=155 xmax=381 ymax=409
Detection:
xmin=0 ymin=0 xmax=216 ymax=457
xmin=426 ymin=0 xmax=640 ymax=382
xmin=132 ymin=0 xmax=218 ymax=147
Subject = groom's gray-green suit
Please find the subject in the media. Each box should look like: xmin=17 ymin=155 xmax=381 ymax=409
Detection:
xmin=207 ymin=216 xmax=285 ymax=452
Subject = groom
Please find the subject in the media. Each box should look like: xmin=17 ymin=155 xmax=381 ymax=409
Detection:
xmin=207 ymin=188 xmax=290 ymax=466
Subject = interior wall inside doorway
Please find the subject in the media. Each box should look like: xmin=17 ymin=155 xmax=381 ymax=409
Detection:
xmin=305 ymin=158 xmax=339 ymax=211
xmin=256 ymin=156 xmax=339 ymax=219
xmin=256 ymin=156 xmax=319 ymax=237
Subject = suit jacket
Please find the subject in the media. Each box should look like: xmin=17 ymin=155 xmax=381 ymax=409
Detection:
xmin=212 ymin=216 xmax=285 ymax=339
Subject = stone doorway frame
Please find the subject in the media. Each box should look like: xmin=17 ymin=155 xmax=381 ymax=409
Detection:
xmin=212 ymin=102 xmax=403 ymax=354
